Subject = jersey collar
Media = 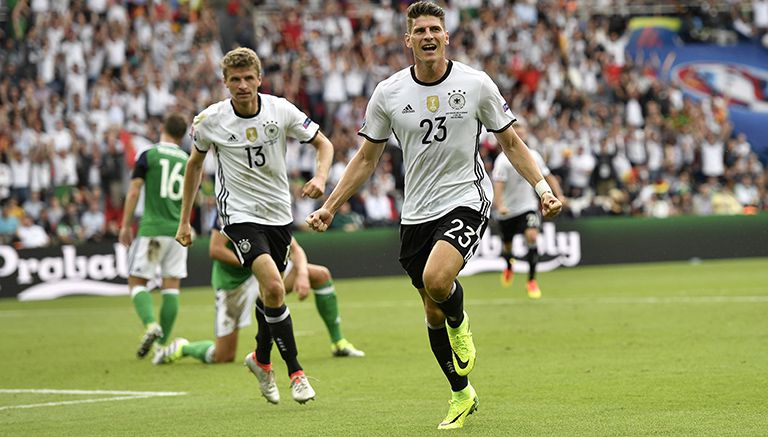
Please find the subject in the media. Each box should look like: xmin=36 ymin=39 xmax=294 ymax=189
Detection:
xmin=410 ymin=60 xmax=453 ymax=87
xmin=229 ymin=94 xmax=262 ymax=119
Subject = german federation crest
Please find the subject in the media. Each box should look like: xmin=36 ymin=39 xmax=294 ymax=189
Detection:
xmin=426 ymin=96 xmax=440 ymax=113
xmin=264 ymin=121 xmax=279 ymax=140
xmin=238 ymin=238 xmax=251 ymax=253
xmin=449 ymin=90 xmax=466 ymax=110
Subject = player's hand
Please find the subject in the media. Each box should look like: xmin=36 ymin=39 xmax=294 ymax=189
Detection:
xmin=118 ymin=227 xmax=133 ymax=247
xmin=306 ymin=208 xmax=334 ymax=232
xmin=541 ymin=192 xmax=562 ymax=218
xmin=301 ymin=176 xmax=326 ymax=199
xmin=293 ymin=273 xmax=311 ymax=301
xmin=175 ymin=222 xmax=193 ymax=247
xmin=497 ymin=205 xmax=510 ymax=216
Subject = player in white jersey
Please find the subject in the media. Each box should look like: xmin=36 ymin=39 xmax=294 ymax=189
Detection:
xmin=492 ymin=121 xmax=564 ymax=298
xmin=306 ymin=1 xmax=562 ymax=430
xmin=176 ymin=47 xmax=334 ymax=405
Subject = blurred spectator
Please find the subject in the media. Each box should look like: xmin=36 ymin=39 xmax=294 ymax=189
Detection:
xmin=81 ymin=199 xmax=106 ymax=241
xmin=22 ymin=190 xmax=45 ymax=221
xmin=0 ymin=203 xmax=20 ymax=243
xmin=16 ymin=215 xmax=50 ymax=248
xmin=331 ymin=201 xmax=364 ymax=232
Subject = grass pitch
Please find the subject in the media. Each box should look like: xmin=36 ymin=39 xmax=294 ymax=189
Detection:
xmin=1 ymin=258 xmax=767 ymax=436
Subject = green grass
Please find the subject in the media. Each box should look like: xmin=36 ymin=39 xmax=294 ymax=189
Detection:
xmin=1 ymin=258 xmax=767 ymax=436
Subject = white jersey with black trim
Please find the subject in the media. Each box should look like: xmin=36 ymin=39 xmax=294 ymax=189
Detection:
xmin=192 ymin=95 xmax=320 ymax=226
xmin=359 ymin=60 xmax=516 ymax=224
xmin=492 ymin=148 xmax=550 ymax=219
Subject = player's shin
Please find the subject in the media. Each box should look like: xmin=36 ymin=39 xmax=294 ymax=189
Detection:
xmin=313 ymin=281 xmax=343 ymax=343
xmin=434 ymin=280 xmax=465 ymax=328
xmin=159 ymin=289 xmax=180 ymax=345
xmin=263 ymin=304 xmax=302 ymax=375
xmin=428 ymin=324 xmax=468 ymax=392
xmin=254 ymin=298 xmax=274 ymax=365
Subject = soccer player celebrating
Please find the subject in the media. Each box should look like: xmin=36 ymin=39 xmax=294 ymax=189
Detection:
xmin=306 ymin=1 xmax=562 ymax=429
xmin=154 ymin=219 xmax=365 ymax=405
xmin=176 ymin=47 xmax=333 ymax=404
xmin=492 ymin=120 xmax=564 ymax=297
xmin=119 ymin=114 xmax=189 ymax=359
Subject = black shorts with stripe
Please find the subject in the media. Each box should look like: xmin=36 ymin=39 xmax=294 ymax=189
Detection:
xmin=221 ymin=222 xmax=292 ymax=272
xmin=399 ymin=207 xmax=488 ymax=289
xmin=498 ymin=210 xmax=541 ymax=242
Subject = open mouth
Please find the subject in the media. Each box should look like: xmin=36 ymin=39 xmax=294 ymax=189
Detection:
xmin=422 ymin=44 xmax=437 ymax=52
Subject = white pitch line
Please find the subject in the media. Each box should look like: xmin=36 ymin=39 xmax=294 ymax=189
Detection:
xmin=0 ymin=389 xmax=186 ymax=411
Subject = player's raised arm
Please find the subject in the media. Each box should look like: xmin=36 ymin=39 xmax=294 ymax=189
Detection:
xmin=302 ymin=131 xmax=334 ymax=199
xmin=306 ymin=138 xmax=387 ymax=232
xmin=494 ymin=126 xmax=562 ymax=218
xmin=175 ymin=147 xmax=206 ymax=247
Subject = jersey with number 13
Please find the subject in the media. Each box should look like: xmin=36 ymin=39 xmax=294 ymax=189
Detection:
xmin=359 ymin=60 xmax=516 ymax=225
xmin=192 ymin=95 xmax=320 ymax=226
xmin=134 ymin=143 xmax=189 ymax=237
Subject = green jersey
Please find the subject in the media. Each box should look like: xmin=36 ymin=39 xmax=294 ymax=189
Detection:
xmin=133 ymin=143 xmax=189 ymax=237
xmin=210 ymin=219 xmax=252 ymax=290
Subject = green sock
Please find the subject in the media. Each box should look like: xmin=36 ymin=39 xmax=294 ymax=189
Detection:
xmin=182 ymin=341 xmax=215 ymax=363
xmin=159 ymin=289 xmax=179 ymax=345
xmin=131 ymin=286 xmax=155 ymax=326
xmin=314 ymin=281 xmax=343 ymax=343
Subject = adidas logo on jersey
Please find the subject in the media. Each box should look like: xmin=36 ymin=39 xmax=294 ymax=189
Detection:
xmin=227 ymin=134 xmax=237 ymax=142
xmin=402 ymin=104 xmax=415 ymax=114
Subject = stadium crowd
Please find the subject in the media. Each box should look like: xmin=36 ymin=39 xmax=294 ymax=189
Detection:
xmin=0 ymin=0 xmax=766 ymax=248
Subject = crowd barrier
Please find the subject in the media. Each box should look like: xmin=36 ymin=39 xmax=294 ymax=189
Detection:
xmin=1 ymin=214 xmax=765 ymax=300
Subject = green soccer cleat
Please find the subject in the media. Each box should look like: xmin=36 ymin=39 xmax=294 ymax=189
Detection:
xmin=437 ymin=383 xmax=479 ymax=430
xmin=152 ymin=338 xmax=188 ymax=365
xmin=446 ymin=311 xmax=476 ymax=376
xmin=331 ymin=339 xmax=365 ymax=357
xmin=136 ymin=324 xmax=163 ymax=359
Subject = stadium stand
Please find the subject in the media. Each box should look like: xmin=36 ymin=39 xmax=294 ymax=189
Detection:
xmin=0 ymin=0 xmax=765 ymax=248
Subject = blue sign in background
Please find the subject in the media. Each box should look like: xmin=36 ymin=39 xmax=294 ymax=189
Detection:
xmin=627 ymin=26 xmax=768 ymax=164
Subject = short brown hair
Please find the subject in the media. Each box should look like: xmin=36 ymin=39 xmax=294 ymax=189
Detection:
xmin=163 ymin=113 xmax=188 ymax=141
xmin=406 ymin=1 xmax=445 ymax=32
xmin=220 ymin=47 xmax=262 ymax=80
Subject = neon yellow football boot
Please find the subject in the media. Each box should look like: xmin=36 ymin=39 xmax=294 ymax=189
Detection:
xmin=446 ymin=311 xmax=476 ymax=376
xmin=437 ymin=383 xmax=479 ymax=430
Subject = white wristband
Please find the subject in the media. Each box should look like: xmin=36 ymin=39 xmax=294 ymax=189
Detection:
xmin=534 ymin=179 xmax=552 ymax=198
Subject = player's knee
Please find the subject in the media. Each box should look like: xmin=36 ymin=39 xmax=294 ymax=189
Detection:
xmin=422 ymin=271 xmax=453 ymax=299
xmin=260 ymin=277 xmax=285 ymax=298
xmin=314 ymin=266 xmax=331 ymax=284
xmin=213 ymin=349 xmax=236 ymax=363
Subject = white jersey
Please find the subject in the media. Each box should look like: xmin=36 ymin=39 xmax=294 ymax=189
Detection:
xmin=192 ymin=95 xmax=320 ymax=226
xmin=359 ymin=61 xmax=515 ymax=224
xmin=492 ymin=149 xmax=549 ymax=220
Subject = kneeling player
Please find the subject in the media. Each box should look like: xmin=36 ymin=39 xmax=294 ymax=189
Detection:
xmin=154 ymin=221 xmax=364 ymax=402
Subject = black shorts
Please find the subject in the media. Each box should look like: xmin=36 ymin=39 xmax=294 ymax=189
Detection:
xmin=498 ymin=210 xmax=541 ymax=243
xmin=221 ymin=223 xmax=292 ymax=272
xmin=399 ymin=207 xmax=488 ymax=289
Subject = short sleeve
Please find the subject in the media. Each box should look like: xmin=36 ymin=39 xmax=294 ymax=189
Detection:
xmin=132 ymin=150 xmax=150 ymax=179
xmin=283 ymin=99 xmax=320 ymax=143
xmin=477 ymin=73 xmax=516 ymax=133
xmin=358 ymin=84 xmax=391 ymax=142
xmin=191 ymin=112 xmax=212 ymax=152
